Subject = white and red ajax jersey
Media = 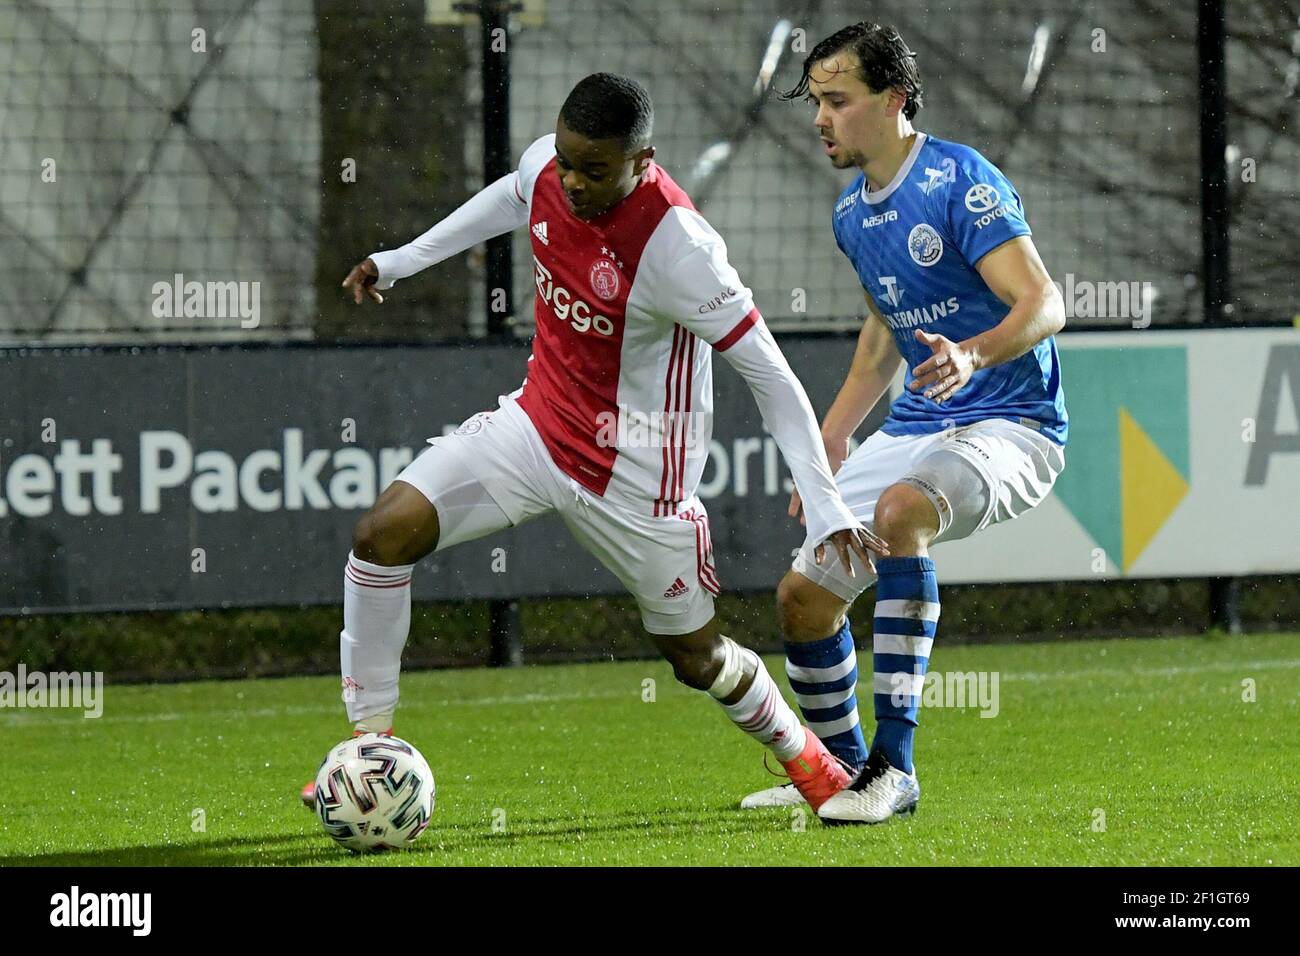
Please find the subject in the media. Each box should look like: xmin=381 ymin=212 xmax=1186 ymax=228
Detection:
xmin=511 ymin=135 xmax=758 ymax=514
xmin=369 ymin=134 xmax=859 ymax=545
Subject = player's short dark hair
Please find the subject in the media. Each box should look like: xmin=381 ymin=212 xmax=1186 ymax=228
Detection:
xmin=559 ymin=73 xmax=654 ymax=152
xmin=781 ymin=21 xmax=924 ymax=120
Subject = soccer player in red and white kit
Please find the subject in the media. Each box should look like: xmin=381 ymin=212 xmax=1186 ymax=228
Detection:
xmin=305 ymin=73 xmax=887 ymax=811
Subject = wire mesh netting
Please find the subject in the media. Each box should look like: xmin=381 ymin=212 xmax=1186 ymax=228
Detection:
xmin=1 ymin=0 xmax=1295 ymax=340
xmin=1 ymin=0 xmax=320 ymax=344
xmin=1227 ymin=1 xmax=1300 ymax=324
xmin=508 ymin=0 xmax=1297 ymax=332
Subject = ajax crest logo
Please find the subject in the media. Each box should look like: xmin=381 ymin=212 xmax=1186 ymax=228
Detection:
xmin=589 ymin=259 xmax=620 ymax=301
xmin=453 ymin=412 xmax=490 ymax=437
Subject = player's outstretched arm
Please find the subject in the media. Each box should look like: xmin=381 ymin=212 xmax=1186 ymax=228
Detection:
xmin=910 ymin=236 xmax=1065 ymax=402
xmin=715 ymin=319 xmax=889 ymax=573
xmin=341 ymin=134 xmax=556 ymax=305
xmin=647 ymin=208 xmax=886 ymax=572
xmin=341 ymin=173 xmax=529 ymax=305
xmin=791 ymin=293 xmax=901 ymax=521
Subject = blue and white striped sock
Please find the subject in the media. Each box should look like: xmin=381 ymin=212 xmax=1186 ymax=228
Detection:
xmin=871 ymin=556 xmax=940 ymax=775
xmin=784 ymin=620 xmax=868 ymax=769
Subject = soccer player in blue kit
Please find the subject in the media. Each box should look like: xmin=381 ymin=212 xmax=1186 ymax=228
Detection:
xmin=740 ymin=22 xmax=1069 ymax=823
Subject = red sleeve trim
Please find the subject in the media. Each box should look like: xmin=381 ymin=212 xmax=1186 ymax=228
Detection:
xmin=712 ymin=308 xmax=760 ymax=352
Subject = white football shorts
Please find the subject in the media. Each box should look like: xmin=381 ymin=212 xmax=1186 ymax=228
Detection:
xmin=394 ymin=395 xmax=719 ymax=635
xmin=792 ymin=418 xmax=1065 ymax=602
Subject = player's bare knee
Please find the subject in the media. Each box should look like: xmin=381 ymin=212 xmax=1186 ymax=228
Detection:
xmin=351 ymin=513 xmax=411 ymax=567
xmin=776 ymin=571 xmax=811 ymax=634
xmin=352 ymin=483 xmax=441 ymax=566
xmin=777 ymin=571 xmax=840 ymax=641
xmin=663 ymin=639 xmax=722 ymax=690
xmin=350 ymin=513 xmax=384 ymax=563
xmin=874 ymin=484 xmax=936 ymax=554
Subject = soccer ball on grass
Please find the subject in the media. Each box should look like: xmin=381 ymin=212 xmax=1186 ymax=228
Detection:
xmin=313 ymin=733 xmax=435 ymax=853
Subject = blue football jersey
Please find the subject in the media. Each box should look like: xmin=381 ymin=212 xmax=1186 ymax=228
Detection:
xmin=832 ymin=132 xmax=1067 ymax=445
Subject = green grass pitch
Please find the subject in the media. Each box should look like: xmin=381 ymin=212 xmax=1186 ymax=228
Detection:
xmin=1 ymin=632 xmax=1296 ymax=866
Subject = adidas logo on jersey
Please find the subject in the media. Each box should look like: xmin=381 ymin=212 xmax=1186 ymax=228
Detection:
xmin=532 ymin=221 xmax=549 ymax=245
xmin=663 ymin=577 xmax=690 ymax=599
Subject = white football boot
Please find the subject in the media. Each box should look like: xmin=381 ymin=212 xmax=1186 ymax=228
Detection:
xmin=739 ymin=781 xmax=807 ymax=809
xmin=817 ymin=747 xmax=920 ymax=825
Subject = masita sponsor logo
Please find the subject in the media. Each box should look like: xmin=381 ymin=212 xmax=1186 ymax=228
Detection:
xmin=862 ymin=209 xmax=899 ymax=229
xmin=883 ymin=296 xmax=961 ymax=330
xmin=50 ymin=886 xmax=151 ymax=936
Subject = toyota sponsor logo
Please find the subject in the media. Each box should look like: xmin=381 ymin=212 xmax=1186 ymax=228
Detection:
xmin=964 ymin=183 xmax=1002 ymax=213
xmin=965 ymin=183 xmax=1009 ymax=230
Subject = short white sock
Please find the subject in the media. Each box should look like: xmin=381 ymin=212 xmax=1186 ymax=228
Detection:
xmin=353 ymin=713 xmax=394 ymax=734
xmin=339 ymin=551 xmax=414 ymax=725
xmin=717 ymin=647 xmax=806 ymax=762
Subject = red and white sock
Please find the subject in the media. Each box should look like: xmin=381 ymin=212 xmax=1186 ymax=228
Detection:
xmin=339 ymin=551 xmax=413 ymax=730
xmin=709 ymin=639 xmax=806 ymax=762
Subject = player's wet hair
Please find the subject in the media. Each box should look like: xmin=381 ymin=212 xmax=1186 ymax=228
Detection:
xmin=782 ymin=21 xmax=924 ymax=120
xmin=559 ymin=73 xmax=654 ymax=152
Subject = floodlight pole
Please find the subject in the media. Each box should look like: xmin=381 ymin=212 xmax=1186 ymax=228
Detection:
xmin=460 ymin=0 xmax=524 ymax=665
xmin=1197 ymin=0 xmax=1241 ymax=634
xmin=1197 ymin=0 xmax=1231 ymax=328
xmin=478 ymin=0 xmax=517 ymax=340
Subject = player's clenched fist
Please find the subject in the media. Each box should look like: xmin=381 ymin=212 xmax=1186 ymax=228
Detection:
xmin=341 ymin=257 xmax=384 ymax=305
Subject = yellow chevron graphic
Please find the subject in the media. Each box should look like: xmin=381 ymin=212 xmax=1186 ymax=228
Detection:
xmin=1119 ymin=407 xmax=1189 ymax=571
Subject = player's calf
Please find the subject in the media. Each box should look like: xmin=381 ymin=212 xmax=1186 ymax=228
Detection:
xmin=657 ymin=634 xmax=725 ymax=692
xmin=658 ymin=627 xmax=850 ymax=806
xmin=338 ymin=483 xmax=440 ymax=749
xmin=766 ymin=572 xmax=870 ymax=774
